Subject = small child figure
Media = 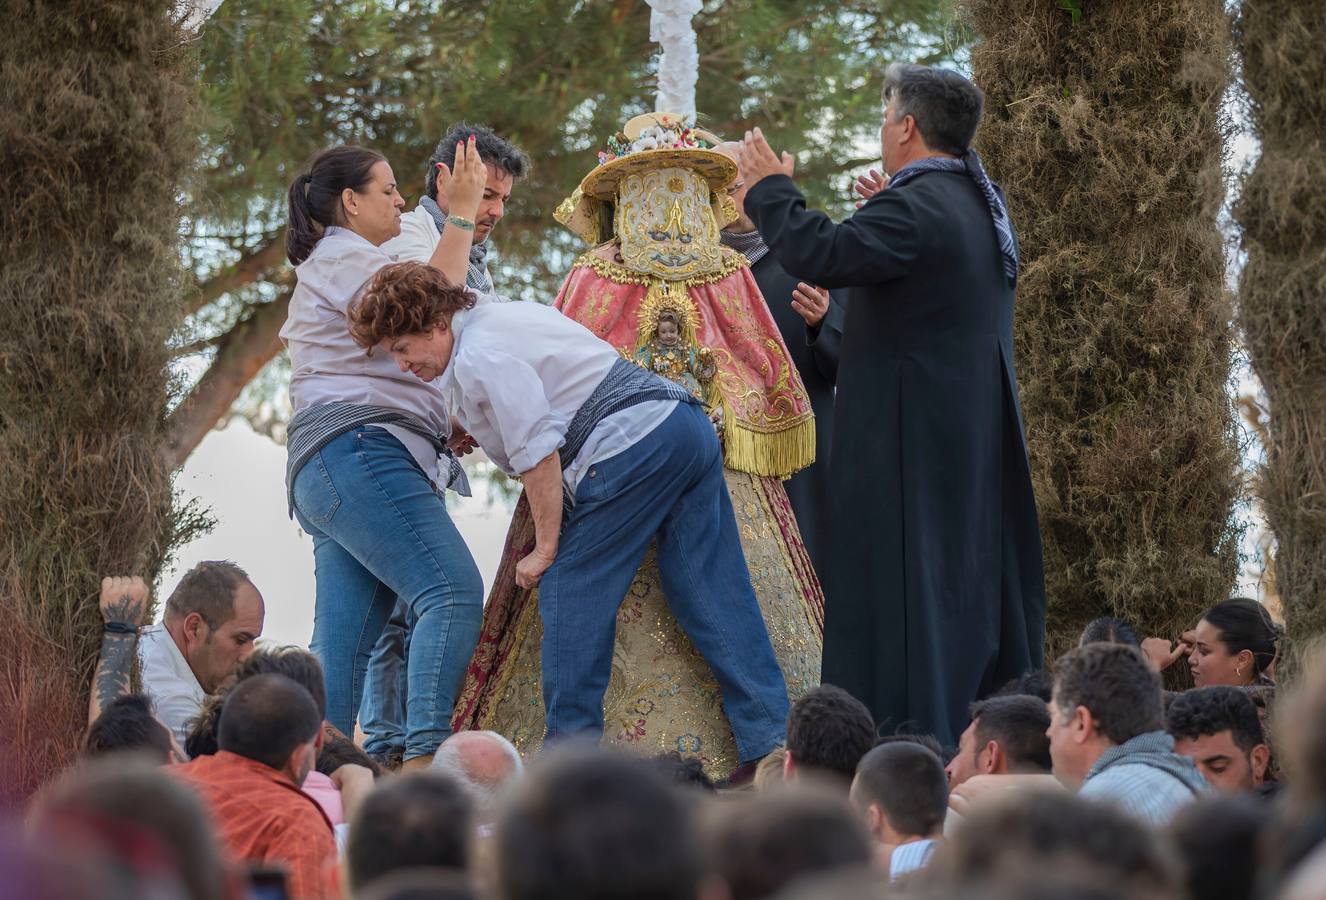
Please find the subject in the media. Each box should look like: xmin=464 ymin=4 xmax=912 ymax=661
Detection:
xmin=635 ymin=309 xmax=707 ymax=401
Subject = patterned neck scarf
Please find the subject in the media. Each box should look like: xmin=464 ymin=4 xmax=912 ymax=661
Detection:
xmin=887 ymin=150 xmax=1019 ymax=286
xmin=720 ymin=228 xmax=770 ymax=266
xmin=419 ymin=196 xmax=495 ymax=293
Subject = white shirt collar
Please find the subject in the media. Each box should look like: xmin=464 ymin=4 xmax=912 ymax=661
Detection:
xmin=156 ymin=624 xmax=200 ymax=686
xmin=319 ymin=225 xmax=391 ymax=256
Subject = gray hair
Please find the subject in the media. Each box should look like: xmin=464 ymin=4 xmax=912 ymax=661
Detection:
xmin=430 ymin=730 xmax=524 ymax=809
xmin=881 ymin=63 xmax=985 ymax=156
xmin=164 ymin=559 xmax=251 ymax=628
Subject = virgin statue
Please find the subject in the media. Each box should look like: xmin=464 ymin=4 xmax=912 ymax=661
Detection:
xmin=450 ymin=113 xmax=824 ymax=778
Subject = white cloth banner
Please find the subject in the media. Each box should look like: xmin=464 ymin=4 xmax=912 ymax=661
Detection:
xmin=645 ymin=0 xmax=701 ymax=120
xmin=181 ymin=0 xmax=225 ymax=32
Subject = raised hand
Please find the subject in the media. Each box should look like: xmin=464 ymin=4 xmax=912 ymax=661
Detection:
xmin=854 ymin=168 xmax=889 ymax=207
xmin=736 ymin=127 xmax=795 ymax=192
xmin=1141 ymin=636 xmax=1192 ymax=672
xmin=791 ymin=283 xmax=831 ymax=327
xmin=434 ymin=135 xmax=487 ymax=222
xmin=90 ymin=574 xmax=151 ymax=724
xmin=100 ymin=575 xmax=150 ymax=627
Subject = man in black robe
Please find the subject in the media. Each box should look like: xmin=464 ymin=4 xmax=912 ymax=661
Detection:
xmin=737 ymin=64 xmax=1046 ymax=745
xmin=715 ymin=142 xmax=844 ymax=574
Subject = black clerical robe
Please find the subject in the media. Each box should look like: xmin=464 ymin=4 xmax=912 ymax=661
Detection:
xmin=746 ymin=171 xmax=1046 ymax=745
xmin=746 ymin=251 xmax=844 ymax=575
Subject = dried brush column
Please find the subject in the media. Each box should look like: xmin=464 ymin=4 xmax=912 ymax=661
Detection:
xmin=967 ymin=0 xmax=1242 ymax=657
xmin=0 ymin=0 xmax=203 ymax=802
xmin=1235 ymin=2 xmax=1326 ymax=676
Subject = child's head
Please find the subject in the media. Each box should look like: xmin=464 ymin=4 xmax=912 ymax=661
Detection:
xmin=656 ymin=310 xmax=682 ymax=346
xmin=849 ymin=741 xmax=948 ymax=844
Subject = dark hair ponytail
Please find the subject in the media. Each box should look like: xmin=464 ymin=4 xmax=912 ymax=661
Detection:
xmin=1202 ymin=598 xmax=1280 ymax=676
xmin=1079 ymin=616 xmax=1141 ymax=648
xmin=286 ymin=145 xmax=387 ymax=265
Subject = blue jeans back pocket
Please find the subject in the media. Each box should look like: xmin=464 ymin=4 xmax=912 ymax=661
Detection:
xmin=572 ymin=459 xmax=614 ymax=507
xmin=294 ymin=453 xmax=341 ymax=528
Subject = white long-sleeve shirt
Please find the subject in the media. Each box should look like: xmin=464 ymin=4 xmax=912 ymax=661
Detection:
xmin=439 ymin=302 xmax=675 ymax=490
xmin=281 ymin=226 xmax=453 ymax=481
xmin=380 ymin=205 xmax=445 ymax=270
xmin=139 ymin=625 xmax=206 ymax=751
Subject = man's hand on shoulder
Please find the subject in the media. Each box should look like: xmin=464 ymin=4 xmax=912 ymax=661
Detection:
xmin=100 ymin=575 xmax=150 ymax=628
xmin=736 ymin=127 xmax=795 ymax=193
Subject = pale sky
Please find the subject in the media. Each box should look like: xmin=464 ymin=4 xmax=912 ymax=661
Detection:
xmin=161 ymin=421 xmax=514 ymax=647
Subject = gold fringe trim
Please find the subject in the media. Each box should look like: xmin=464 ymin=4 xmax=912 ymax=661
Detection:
xmin=723 ymin=413 xmax=816 ymax=479
xmin=573 ymin=248 xmax=747 ymax=288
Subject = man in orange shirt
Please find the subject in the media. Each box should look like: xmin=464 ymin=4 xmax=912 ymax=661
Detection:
xmin=170 ymin=673 xmax=335 ymax=899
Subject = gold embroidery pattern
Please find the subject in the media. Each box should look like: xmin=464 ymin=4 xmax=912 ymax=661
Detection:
xmin=572 ymin=250 xmax=746 ymax=288
xmin=614 ymin=168 xmax=726 ymax=281
xmin=471 ymin=470 xmax=823 ymax=778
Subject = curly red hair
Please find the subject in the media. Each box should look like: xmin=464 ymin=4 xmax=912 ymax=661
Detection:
xmin=348 ymin=261 xmax=476 ymax=350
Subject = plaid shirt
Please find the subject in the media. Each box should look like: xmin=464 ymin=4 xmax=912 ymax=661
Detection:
xmin=170 ymin=751 xmax=336 ymax=899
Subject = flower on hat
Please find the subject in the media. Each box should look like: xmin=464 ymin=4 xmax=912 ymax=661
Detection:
xmin=593 ymin=116 xmax=713 ymax=167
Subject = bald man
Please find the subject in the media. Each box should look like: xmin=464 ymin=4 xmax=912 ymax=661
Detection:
xmin=430 ymin=730 xmax=524 ymax=812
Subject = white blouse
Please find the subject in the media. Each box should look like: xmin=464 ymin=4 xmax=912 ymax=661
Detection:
xmin=281 ymin=226 xmax=452 ymax=480
xmin=440 ymin=301 xmax=675 ymax=490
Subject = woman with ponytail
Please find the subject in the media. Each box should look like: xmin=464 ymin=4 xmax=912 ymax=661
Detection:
xmin=280 ymin=140 xmax=489 ymax=769
xmin=1143 ymin=598 xmax=1282 ymax=687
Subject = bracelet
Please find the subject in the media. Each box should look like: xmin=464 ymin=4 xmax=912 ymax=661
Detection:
xmin=103 ymin=621 xmax=138 ymax=635
xmin=446 ymin=215 xmax=476 ymax=232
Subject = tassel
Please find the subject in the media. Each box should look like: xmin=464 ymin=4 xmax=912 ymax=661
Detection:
xmin=721 ymin=414 xmax=816 ymax=479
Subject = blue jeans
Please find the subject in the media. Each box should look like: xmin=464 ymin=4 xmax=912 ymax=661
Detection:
xmin=360 ymin=600 xmax=409 ymax=756
xmin=292 ymin=427 xmax=483 ymax=760
xmin=540 ymin=402 xmax=789 ymax=763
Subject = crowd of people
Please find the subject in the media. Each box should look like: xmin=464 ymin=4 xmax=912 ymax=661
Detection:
xmin=12 ymin=567 xmax=1324 ymax=900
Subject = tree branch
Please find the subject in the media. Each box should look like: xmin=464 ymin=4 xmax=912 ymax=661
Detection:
xmin=163 ymin=289 xmax=291 ymax=469
xmin=186 ymin=229 xmax=288 ymax=316
xmin=171 ymin=334 xmax=224 ymax=358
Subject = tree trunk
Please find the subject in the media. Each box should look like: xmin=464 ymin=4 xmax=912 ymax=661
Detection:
xmin=967 ymin=0 xmax=1242 ymax=657
xmin=0 ymin=0 xmax=202 ymax=803
xmin=1234 ymin=2 xmax=1326 ymax=676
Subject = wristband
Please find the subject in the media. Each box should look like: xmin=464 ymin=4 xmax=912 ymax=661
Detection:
xmin=103 ymin=621 xmax=138 ymax=635
xmin=446 ymin=215 xmax=476 ymax=232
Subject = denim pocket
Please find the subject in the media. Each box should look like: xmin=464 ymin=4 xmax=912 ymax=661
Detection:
xmin=294 ymin=453 xmax=341 ymax=527
xmin=573 ymin=460 xmax=612 ymax=506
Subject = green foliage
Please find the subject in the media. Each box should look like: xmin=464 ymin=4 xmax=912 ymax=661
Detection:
xmin=178 ymin=0 xmax=960 ymax=445
xmin=0 ymin=0 xmax=207 ymax=802
xmin=1234 ymin=1 xmax=1326 ymax=677
xmin=1056 ymin=0 xmax=1082 ymax=25
xmin=968 ymin=0 xmax=1242 ymax=659
xmin=186 ymin=0 xmax=957 ymax=306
